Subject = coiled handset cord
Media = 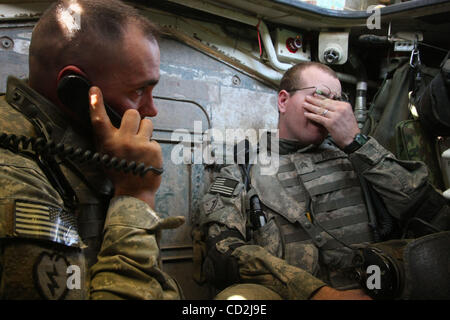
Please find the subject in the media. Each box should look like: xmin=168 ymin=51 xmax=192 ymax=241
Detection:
xmin=0 ymin=133 xmax=164 ymax=177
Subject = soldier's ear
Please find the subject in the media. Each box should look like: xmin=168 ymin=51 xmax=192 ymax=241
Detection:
xmin=278 ymin=90 xmax=290 ymax=114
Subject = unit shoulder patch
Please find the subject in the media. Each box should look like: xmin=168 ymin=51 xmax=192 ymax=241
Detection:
xmin=33 ymin=251 xmax=70 ymax=300
xmin=209 ymin=177 xmax=240 ymax=197
xmin=203 ymin=194 xmax=225 ymax=215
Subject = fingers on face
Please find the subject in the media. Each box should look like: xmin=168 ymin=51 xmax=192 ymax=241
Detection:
xmin=303 ymin=101 xmax=327 ymax=116
xmin=305 ymin=95 xmax=335 ymax=111
xmin=303 ymin=100 xmax=331 ymax=125
xmin=304 ymin=110 xmax=327 ymax=125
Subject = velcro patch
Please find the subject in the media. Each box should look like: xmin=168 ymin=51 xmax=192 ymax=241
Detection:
xmin=209 ymin=177 xmax=239 ymax=197
xmin=312 ymin=150 xmax=346 ymax=163
xmin=203 ymin=194 xmax=225 ymax=215
xmin=14 ymin=200 xmax=80 ymax=247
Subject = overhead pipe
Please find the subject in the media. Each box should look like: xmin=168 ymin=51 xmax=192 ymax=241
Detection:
xmin=165 ymin=0 xmax=378 ymax=87
xmin=256 ymin=20 xmax=292 ymax=71
xmin=167 ymin=0 xmax=291 ymax=71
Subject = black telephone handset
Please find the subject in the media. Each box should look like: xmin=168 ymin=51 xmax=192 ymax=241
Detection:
xmin=57 ymin=74 xmax=122 ymax=129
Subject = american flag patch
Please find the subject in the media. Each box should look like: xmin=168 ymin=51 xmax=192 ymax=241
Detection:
xmin=209 ymin=177 xmax=239 ymax=197
xmin=14 ymin=200 xmax=80 ymax=247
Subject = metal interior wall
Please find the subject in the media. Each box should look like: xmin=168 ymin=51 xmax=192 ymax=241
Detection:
xmin=155 ymin=37 xmax=278 ymax=299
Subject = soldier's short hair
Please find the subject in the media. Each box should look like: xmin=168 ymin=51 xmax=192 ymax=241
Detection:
xmin=29 ymin=0 xmax=160 ymax=80
xmin=35 ymin=0 xmax=159 ymax=43
xmin=279 ymin=62 xmax=338 ymax=92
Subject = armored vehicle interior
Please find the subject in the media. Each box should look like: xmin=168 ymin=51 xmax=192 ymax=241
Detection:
xmin=1 ymin=0 xmax=449 ymax=299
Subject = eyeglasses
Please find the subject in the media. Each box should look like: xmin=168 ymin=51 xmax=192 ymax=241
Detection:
xmin=287 ymin=85 xmax=350 ymax=102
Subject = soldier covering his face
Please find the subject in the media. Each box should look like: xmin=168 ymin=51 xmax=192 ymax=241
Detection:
xmin=195 ymin=62 xmax=449 ymax=300
xmin=0 ymin=0 xmax=184 ymax=299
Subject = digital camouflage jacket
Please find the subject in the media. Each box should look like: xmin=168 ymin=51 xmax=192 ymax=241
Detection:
xmin=197 ymin=134 xmax=446 ymax=299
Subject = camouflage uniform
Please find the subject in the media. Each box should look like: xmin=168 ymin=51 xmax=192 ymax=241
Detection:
xmin=197 ymin=133 xmax=439 ymax=300
xmin=0 ymin=76 xmax=183 ymax=299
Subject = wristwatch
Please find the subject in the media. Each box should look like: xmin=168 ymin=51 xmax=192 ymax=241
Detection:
xmin=343 ymin=133 xmax=369 ymax=154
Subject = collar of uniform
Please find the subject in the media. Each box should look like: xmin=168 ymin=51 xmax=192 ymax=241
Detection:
xmin=5 ymin=76 xmax=112 ymax=198
xmin=261 ymin=131 xmax=314 ymax=155
xmin=279 ymin=138 xmax=315 ymax=155
xmin=6 ymin=76 xmax=68 ymax=135
xmin=5 ymin=76 xmax=91 ymax=149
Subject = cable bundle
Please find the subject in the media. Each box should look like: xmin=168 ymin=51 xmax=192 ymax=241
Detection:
xmin=0 ymin=133 xmax=163 ymax=176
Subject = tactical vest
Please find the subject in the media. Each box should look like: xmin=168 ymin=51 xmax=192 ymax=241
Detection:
xmin=251 ymin=141 xmax=374 ymax=289
xmin=0 ymin=77 xmax=111 ymax=299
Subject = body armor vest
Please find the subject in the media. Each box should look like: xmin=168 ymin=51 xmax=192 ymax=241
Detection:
xmin=251 ymin=141 xmax=374 ymax=289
